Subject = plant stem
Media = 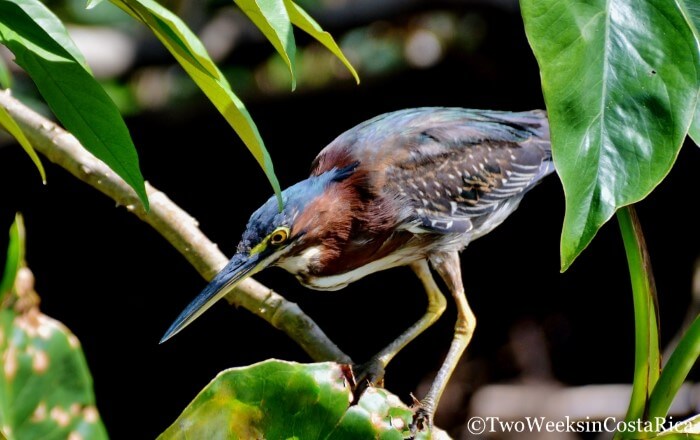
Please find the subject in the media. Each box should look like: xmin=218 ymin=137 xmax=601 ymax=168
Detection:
xmin=648 ymin=314 xmax=700 ymax=421
xmin=0 ymin=89 xmax=352 ymax=364
xmin=617 ymin=205 xmax=660 ymax=437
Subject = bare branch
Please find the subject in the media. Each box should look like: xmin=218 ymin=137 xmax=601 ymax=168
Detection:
xmin=0 ymin=89 xmax=351 ymax=364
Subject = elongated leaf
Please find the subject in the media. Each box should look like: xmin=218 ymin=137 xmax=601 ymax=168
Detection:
xmin=3 ymin=0 xmax=90 ymax=72
xmin=617 ymin=207 xmax=660 ymax=434
xmin=0 ymin=214 xmax=24 ymax=303
xmin=160 ymin=360 xmax=438 ymax=439
xmin=0 ymin=56 xmax=10 ymax=88
xmin=284 ymin=0 xmax=359 ymax=84
xmin=0 ymin=0 xmax=148 ymax=209
xmin=0 ymin=100 xmax=45 ymax=183
xmin=648 ymin=315 xmax=700 ymax=420
xmin=112 ymin=0 xmax=282 ymax=208
xmin=235 ymin=0 xmax=296 ymax=90
xmin=521 ymin=0 xmax=700 ymax=270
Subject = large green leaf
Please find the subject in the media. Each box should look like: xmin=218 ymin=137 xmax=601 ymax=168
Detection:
xmin=0 ymin=214 xmax=24 ymax=303
xmin=283 ymin=0 xmax=359 ymax=84
xmin=521 ymin=0 xmax=700 ymax=270
xmin=159 ymin=360 xmax=437 ymax=439
xmin=0 ymin=0 xmax=148 ymax=209
xmin=681 ymin=0 xmax=700 ymax=147
xmin=235 ymin=0 xmax=297 ymax=90
xmin=0 ymin=101 xmax=45 ymax=183
xmin=111 ymin=0 xmax=283 ymax=208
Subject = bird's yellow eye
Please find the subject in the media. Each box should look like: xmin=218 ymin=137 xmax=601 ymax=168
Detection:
xmin=269 ymin=227 xmax=289 ymax=246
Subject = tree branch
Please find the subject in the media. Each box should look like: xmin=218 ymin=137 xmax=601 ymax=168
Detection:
xmin=0 ymin=89 xmax=352 ymax=364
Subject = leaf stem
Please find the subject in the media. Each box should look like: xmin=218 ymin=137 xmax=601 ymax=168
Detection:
xmin=617 ymin=205 xmax=661 ymax=437
xmin=648 ymin=315 xmax=700 ymax=421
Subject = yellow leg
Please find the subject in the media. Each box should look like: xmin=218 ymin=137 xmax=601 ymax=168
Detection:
xmin=355 ymin=259 xmax=447 ymax=385
xmin=414 ymin=251 xmax=476 ymax=431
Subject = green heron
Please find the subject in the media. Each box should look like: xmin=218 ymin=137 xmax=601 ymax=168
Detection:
xmin=161 ymin=107 xmax=553 ymax=430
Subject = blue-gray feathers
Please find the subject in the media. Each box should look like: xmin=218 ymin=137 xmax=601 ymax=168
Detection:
xmin=237 ymin=165 xmax=357 ymax=252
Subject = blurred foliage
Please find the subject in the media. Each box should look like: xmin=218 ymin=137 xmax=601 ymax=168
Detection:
xmin=1 ymin=3 xmax=488 ymax=115
xmin=0 ymin=215 xmax=108 ymax=440
xmin=0 ymin=56 xmax=10 ymax=88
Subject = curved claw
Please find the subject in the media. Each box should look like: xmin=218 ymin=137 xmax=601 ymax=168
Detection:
xmin=410 ymin=404 xmax=432 ymax=434
xmin=351 ymin=359 xmax=386 ymax=404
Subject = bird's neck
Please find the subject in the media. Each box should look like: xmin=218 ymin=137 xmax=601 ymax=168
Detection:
xmin=289 ymin=174 xmax=409 ymax=277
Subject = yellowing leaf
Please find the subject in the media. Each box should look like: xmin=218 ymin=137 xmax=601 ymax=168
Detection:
xmin=284 ymin=0 xmax=359 ymax=84
xmin=235 ymin=0 xmax=297 ymax=90
xmin=112 ymin=0 xmax=283 ymax=208
xmin=0 ymin=100 xmax=45 ymax=183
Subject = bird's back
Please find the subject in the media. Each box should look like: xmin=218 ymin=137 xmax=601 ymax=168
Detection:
xmin=311 ymin=108 xmax=553 ymax=241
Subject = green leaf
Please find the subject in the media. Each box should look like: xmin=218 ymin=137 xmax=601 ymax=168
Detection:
xmin=653 ymin=414 xmax=700 ymax=438
xmin=328 ymin=387 xmax=434 ymax=440
xmin=0 ymin=56 xmax=10 ymax=88
xmin=0 ymin=102 xmax=45 ymax=183
xmin=234 ymin=0 xmax=297 ymax=90
xmin=691 ymin=108 xmax=700 ymax=146
xmin=680 ymin=0 xmax=700 ymax=33
xmin=0 ymin=0 xmax=149 ymax=209
xmin=680 ymin=0 xmax=700 ymax=148
xmin=0 ymin=308 xmax=108 ymax=440
xmin=0 ymin=214 xmax=24 ymax=303
xmin=283 ymin=0 xmax=359 ymax=84
xmin=86 ymin=0 xmax=106 ymax=10
xmin=521 ymin=0 xmax=700 ymax=270
xmin=617 ymin=206 xmax=660 ymax=437
xmin=159 ymin=360 xmax=439 ymax=439
xmin=648 ymin=315 xmax=700 ymax=421
xmin=2 ymin=0 xmax=91 ymax=72
xmin=111 ymin=0 xmax=283 ymax=208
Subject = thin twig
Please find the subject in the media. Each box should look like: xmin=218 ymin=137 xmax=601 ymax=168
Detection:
xmin=0 ymin=89 xmax=352 ymax=364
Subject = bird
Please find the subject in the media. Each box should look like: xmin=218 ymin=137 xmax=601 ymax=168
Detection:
xmin=161 ymin=107 xmax=554 ymax=431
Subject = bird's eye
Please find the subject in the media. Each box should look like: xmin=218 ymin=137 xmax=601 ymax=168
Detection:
xmin=269 ymin=227 xmax=289 ymax=246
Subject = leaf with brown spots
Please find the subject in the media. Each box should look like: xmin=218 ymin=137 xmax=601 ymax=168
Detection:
xmin=159 ymin=360 xmax=445 ymax=439
xmin=0 ymin=218 xmax=107 ymax=440
xmin=0 ymin=307 xmax=108 ymax=439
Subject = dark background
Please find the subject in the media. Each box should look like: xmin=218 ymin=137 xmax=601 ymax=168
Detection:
xmin=1 ymin=1 xmax=699 ymax=438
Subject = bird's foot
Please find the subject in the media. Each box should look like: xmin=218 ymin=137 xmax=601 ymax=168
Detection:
xmin=350 ymin=359 xmax=385 ymax=403
xmin=410 ymin=397 xmax=434 ymax=434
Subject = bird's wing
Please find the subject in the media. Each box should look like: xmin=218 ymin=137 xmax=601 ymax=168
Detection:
xmin=379 ymin=109 xmax=553 ymax=234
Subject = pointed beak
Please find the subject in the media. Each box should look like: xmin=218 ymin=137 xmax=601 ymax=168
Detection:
xmin=160 ymin=251 xmax=266 ymax=343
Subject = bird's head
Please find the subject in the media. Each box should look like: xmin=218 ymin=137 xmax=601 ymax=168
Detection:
xmin=160 ymin=163 xmax=359 ymax=343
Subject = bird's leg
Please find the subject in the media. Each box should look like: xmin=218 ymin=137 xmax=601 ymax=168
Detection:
xmin=353 ymin=259 xmax=447 ymax=393
xmin=412 ymin=251 xmax=476 ymax=432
